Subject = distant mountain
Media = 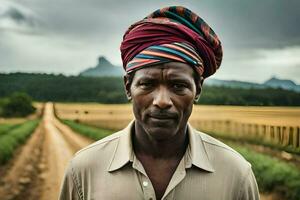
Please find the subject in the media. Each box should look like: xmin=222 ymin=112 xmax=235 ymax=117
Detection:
xmin=79 ymin=56 xmax=124 ymax=77
xmin=263 ymin=77 xmax=300 ymax=92
xmin=205 ymin=79 xmax=264 ymax=89
xmin=205 ymin=77 xmax=300 ymax=92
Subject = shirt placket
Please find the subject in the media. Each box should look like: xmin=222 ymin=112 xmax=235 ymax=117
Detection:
xmin=132 ymin=155 xmax=156 ymax=200
xmin=141 ymin=174 xmax=156 ymax=200
xmin=161 ymin=157 xmax=186 ymax=200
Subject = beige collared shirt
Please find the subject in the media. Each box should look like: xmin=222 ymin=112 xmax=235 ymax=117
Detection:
xmin=59 ymin=121 xmax=259 ymax=200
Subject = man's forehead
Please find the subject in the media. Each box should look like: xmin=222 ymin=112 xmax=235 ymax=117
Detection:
xmin=134 ymin=62 xmax=195 ymax=79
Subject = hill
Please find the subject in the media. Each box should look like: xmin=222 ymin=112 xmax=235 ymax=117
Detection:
xmin=263 ymin=77 xmax=300 ymax=92
xmin=79 ymin=56 xmax=124 ymax=77
xmin=205 ymin=79 xmax=264 ymax=89
xmin=205 ymin=77 xmax=300 ymax=92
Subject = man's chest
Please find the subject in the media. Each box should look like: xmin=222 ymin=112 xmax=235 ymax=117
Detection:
xmin=83 ymin=165 xmax=237 ymax=200
xmin=141 ymin=159 xmax=180 ymax=200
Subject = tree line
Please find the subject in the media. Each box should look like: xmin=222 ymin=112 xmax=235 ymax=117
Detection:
xmin=1 ymin=73 xmax=299 ymax=106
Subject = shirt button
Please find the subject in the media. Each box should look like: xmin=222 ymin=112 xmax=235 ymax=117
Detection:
xmin=143 ymin=181 xmax=149 ymax=187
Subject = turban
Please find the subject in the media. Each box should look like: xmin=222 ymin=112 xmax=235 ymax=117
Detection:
xmin=120 ymin=6 xmax=223 ymax=79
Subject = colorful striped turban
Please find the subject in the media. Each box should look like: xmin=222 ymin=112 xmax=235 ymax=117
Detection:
xmin=120 ymin=6 xmax=223 ymax=79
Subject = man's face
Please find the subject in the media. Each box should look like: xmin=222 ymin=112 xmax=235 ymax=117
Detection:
xmin=125 ymin=62 xmax=201 ymax=141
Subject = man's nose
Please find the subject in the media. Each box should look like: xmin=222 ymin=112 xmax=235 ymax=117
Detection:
xmin=153 ymin=86 xmax=173 ymax=109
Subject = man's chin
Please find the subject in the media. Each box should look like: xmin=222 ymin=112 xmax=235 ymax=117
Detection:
xmin=145 ymin=126 xmax=178 ymax=141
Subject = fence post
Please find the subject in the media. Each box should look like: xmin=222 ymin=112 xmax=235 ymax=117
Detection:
xmin=296 ymin=127 xmax=300 ymax=148
xmin=276 ymin=126 xmax=281 ymax=144
xmin=270 ymin=126 xmax=275 ymax=143
xmin=289 ymin=127 xmax=294 ymax=146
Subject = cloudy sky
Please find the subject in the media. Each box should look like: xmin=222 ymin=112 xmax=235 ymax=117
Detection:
xmin=0 ymin=0 xmax=300 ymax=83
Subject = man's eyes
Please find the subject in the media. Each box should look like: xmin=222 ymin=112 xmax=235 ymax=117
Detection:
xmin=138 ymin=81 xmax=154 ymax=88
xmin=172 ymin=83 xmax=188 ymax=89
xmin=137 ymin=81 xmax=190 ymax=91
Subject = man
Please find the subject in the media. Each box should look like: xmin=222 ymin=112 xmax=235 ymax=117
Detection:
xmin=59 ymin=6 xmax=259 ymax=200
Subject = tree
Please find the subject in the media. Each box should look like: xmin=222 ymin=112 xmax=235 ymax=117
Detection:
xmin=1 ymin=92 xmax=36 ymax=117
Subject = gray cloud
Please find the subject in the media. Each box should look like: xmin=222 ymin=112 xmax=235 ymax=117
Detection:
xmin=0 ymin=0 xmax=300 ymax=83
xmin=7 ymin=0 xmax=300 ymax=47
xmin=0 ymin=0 xmax=40 ymax=33
xmin=214 ymin=46 xmax=300 ymax=83
xmin=18 ymin=0 xmax=300 ymax=49
xmin=4 ymin=7 xmax=27 ymax=22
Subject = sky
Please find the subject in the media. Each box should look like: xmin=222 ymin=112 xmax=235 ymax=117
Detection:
xmin=0 ymin=0 xmax=300 ymax=83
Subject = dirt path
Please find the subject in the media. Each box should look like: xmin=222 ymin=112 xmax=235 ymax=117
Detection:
xmin=41 ymin=102 xmax=92 ymax=200
xmin=0 ymin=102 xmax=93 ymax=200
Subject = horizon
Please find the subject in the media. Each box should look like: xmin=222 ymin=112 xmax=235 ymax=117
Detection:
xmin=1 ymin=0 xmax=299 ymax=83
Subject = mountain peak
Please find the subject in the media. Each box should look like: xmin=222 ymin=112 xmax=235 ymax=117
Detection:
xmin=97 ymin=56 xmax=114 ymax=68
xmin=79 ymin=56 xmax=123 ymax=77
xmin=264 ymin=77 xmax=297 ymax=87
xmin=263 ymin=76 xmax=299 ymax=92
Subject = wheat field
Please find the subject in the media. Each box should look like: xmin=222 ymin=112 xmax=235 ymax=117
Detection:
xmin=54 ymin=103 xmax=300 ymax=148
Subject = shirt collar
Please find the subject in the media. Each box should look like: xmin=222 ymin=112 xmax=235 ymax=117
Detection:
xmin=107 ymin=120 xmax=134 ymax=172
xmin=107 ymin=121 xmax=214 ymax=173
xmin=186 ymin=124 xmax=215 ymax=172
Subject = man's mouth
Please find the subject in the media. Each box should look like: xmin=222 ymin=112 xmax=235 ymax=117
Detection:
xmin=148 ymin=113 xmax=177 ymax=120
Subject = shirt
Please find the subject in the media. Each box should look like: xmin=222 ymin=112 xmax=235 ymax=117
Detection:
xmin=59 ymin=121 xmax=259 ymax=200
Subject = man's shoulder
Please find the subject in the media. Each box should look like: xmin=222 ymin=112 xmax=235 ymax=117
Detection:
xmin=70 ymin=130 xmax=124 ymax=170
xmin=190 ymin=129 xmax=259 ymax=197
xmin=196 ymin=130 xmax=243 ymax=157
xmin=193 ymin=129 xmax=251 ymax=169
xmin=76 ymin=130 xmax=123 ymax=155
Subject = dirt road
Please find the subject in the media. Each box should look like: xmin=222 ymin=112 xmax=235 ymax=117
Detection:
xmin=41 ymin=103 xmax=93 ymax=200
xmin=0 ymin=102 xmax=93 ymax=200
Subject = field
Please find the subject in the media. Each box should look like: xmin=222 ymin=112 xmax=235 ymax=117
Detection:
xmin=55 ymin=103 xmax=300 ymax=150
xmin=54 ymin=103 xmax=300 ymax=127
xmin=1 ymin=102 xmax=300 ymax=200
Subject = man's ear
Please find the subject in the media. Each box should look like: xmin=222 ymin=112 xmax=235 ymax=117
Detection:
xmin=123 ymin=75 xmax=132 ymax=101
xmin=194 ymin=77 xmax=204 ymax=103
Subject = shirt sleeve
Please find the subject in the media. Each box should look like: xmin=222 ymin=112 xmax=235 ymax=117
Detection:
xmin=58 ymin=161 xmax=82 ymax=200
xmin=238 ymin=167 xmax=260 ymax=200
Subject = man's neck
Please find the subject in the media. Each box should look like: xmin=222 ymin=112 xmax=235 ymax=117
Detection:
xmin=132 ymin=122 xmax=189 ymax=159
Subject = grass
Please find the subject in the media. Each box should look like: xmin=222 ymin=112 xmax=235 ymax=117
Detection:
xmin=0 ymin=119 xmax=40 ymax=165
xmin=227 ymin=142 xmax=300 ymax=200
xmin=0 ymin=123 xmax=23 ymax=137
xmin=62 ymin=119 xmax=113 ymax=140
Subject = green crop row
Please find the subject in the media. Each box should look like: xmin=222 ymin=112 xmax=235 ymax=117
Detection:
xmin=0 ymin=123 xmax=21 ymax=136
xmin=0 ymin=119 xmax=40 ymax=165
xmin=62 ymin=120 xmax=113 ymax=140
xmin=228 ymin=142 xmax=300 ymax=200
